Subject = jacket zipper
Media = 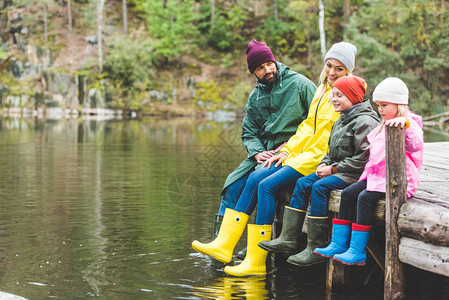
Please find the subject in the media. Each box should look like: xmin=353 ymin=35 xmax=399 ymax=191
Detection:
xmin=314 ymin=94 xmax=325 ymax=134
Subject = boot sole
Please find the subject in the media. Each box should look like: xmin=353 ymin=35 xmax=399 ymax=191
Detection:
xmin=314 ymin=250 xmax=347 ymax=258
xmin=333 ymin=258 xmax=366 ymax=266
xmin=258 ymin=243 xmax=297 ymax=255
xmin=287 ymin=258 xmax=327 ymax=267
xmin=192 ymin=242 xmax=231 ymax=263
xmin=314 ymin=252 xmax=332 ymax=258
xmin=224 ymin=269 xmax=267 ymax=277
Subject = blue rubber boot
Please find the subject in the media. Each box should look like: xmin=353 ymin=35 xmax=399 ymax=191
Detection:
xmin=314 ymin=219 xmax=352 ymax=258
xmin=333 ymin=223 xmax=371 ymax=266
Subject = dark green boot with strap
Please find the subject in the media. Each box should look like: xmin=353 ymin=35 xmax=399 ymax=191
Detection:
xmin=287 ymin=216 xmax=329 ymax=267
xmin=258 ymin=206 xmax=306 ymax=254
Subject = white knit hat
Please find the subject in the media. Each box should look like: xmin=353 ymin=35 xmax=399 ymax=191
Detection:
xmin=324 ymin=42 xmax=357 ymax=72
xmin=373 ymin=77 xmax=409 ymax=105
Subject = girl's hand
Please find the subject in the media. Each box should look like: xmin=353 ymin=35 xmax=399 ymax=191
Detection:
xmin=316 ymin=164 xmax=332 ymax=178
xmin=385 ymin=117 xmax=407 ymax=128
xmin=263 ymin=152 xmax=288 ymax=169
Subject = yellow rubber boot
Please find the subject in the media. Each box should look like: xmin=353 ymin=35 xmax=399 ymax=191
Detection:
xmin=192 ymin=208 xmax=249 ymax=263
xmin=224 ymin=224 xmax=272 ymax=276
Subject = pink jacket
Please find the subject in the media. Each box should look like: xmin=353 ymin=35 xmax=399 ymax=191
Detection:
xmin=359 ymin=113 xmax=424 ymax=198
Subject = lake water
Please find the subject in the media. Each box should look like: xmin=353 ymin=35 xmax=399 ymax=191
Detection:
xmin=0 ymin=117 xmax=447 ymax=299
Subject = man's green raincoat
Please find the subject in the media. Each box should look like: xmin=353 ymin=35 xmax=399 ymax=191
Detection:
xmin=222 ymin=62 xmax=316 ymax=193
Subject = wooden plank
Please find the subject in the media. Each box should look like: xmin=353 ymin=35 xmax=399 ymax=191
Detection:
xmin=399 ymin=237 xmax=449 ymax=277
xmin=329 ymin=190 xmax=385 ymax=222
xmin=398 ymin=199 xmax=449 ymax=246
xmin=384 ymin=125 xmax=406 ymax=300
xmin=412 ymin=191 xmax=449 ymax=208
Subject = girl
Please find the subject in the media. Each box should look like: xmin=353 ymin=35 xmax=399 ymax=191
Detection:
xmin=192 ymin=42 xmax=357 ymax=276
xmin=259 ymin=76 xmax=379 ymax=268
xmin=314 ymin=77 xmax=424 ymax=266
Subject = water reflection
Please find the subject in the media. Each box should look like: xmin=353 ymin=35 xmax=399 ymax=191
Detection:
xmin=0 ymin=116 xmax=447 ymax=299
xmin=192 ymin=276 xmax=269 ymax=300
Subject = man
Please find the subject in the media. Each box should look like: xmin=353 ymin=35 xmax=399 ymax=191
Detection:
xmin=214 ymin=40 xmax=317 ymax=248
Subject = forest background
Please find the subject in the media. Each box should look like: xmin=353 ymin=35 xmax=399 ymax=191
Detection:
xmin=1 ymin=0 xmax=448 ymax=117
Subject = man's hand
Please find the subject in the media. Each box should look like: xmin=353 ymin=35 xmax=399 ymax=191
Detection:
xmin=254 ymin=150 xmax=276 ymax=164
xmin=316 ymin=163 xmax=332 ymax=178
xmin=262 ymin=152 xmax=288 ymax=169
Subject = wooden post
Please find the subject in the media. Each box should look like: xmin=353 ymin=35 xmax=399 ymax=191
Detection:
xmin=384 ymin=125 xmax=407 ymax=299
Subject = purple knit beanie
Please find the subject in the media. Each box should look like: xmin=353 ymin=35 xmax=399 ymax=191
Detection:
xmin=246 ymin=40 xmax=275 ymax=74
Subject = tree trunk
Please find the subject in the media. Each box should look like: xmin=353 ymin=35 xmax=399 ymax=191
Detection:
xmin=274 ymin=0 xmax=278 ymax=22
xmin=343 ymin=0 xmax=350 ymax=39
xmin=306 ymin=9 xmax=311 ymax=69
xmin=122 ymin=0 xmax=128 ymax=35
xmin=318 ymin=0 xmax=326 ymax=59
xmin=97 ymin=0 xmax=105 ymax=73
xmin=67 ymin=0 xmax=72 ymax=34
xmin=211 ymin=0 xmax=215 ymax=25
xmin=44 ymin=4 xmax=48 ymax=41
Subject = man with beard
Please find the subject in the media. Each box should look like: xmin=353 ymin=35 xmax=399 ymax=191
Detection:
xmin=212 ymin=40 xmax=317 ymax=256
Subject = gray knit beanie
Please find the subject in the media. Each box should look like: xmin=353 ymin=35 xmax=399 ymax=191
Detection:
xmin=373 ymin=77 xmax=409 ymax=105
xmin=324 ymin=42 xmax=357 ymax=72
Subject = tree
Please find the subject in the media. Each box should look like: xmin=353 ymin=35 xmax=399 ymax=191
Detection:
xmin=67 ymin=0 xmax=72 ymax=34
xmin=140 ymin=0 xmax=198 ymax=61
xmin=318 ymin=0 xmax=326 ymax=59
xmin=211 ymin=0 xmax=215 ymax=25
xmin=122 ymin=0 xmax=128 ymax=34
xmin=349 ymin=0 xmax=449 ymax=115
xmin=274 ymin=0 xmax=278 ymax=22
xmin=97 ymin=0 xmax=105 ymax=73
xmin=343 ymin=0 xmax=350 ymax=39
xmin=43 ymin=3 xmax=48 ymax=41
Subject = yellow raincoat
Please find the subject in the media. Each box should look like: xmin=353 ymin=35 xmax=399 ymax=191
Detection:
xmin=282 ymin=84 xmax=340 ymax=175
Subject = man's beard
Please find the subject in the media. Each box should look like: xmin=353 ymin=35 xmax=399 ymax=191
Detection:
xmin=258 ymin=70 xmax=278 ymax=86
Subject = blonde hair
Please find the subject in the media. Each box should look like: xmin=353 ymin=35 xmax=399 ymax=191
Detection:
xmin=378 ymin=104 xmax=411 ymax=127
xmin=317 ymin=64 xmax=351 ymax=103
xmin=370 ymin=104 xmax=412 ymax=142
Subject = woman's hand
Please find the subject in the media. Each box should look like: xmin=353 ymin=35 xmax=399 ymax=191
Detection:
xmin=263 ymin=152 xmax=288 ymax=169
xmin=316 ymin=163 xmax=332 ymax=178
xmin=385 ymin=117 xmax=407 ymax=128
xmin=254 ymin=150 xmax=276 ymax=164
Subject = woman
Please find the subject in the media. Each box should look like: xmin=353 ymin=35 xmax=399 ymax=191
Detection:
xmin=192 ymin=42 xmax=357 ymax=276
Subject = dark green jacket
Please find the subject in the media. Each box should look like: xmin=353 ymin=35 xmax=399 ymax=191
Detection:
xmin=222 ymin=62 xmax=317 ymax=193
xmin=321 ymin=100 xmax=380 ymax=184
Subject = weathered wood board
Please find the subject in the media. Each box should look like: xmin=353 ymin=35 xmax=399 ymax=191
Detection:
xmin=399 ymin=237 xmax=449 ymax=277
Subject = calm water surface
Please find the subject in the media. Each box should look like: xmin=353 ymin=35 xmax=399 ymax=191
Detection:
xmin=0 ymin=117 xmax=447 ymax=299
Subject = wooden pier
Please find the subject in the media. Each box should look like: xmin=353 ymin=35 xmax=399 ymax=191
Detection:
xmin=274 ymin=127 xmax=449 ymax=299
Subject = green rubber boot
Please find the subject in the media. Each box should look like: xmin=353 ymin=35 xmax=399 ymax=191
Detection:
xmin=287 ymin=216 xmax=329 ymax=267
xmin=258 ymin=206 xmax=306 ymax=254
xmin=212 ymin=214 xmax=223 ymax=239
xmin=236 ymin=247 xmax=247 ymax=260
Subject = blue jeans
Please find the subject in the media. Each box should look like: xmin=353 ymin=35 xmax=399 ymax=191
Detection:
xmin=289 ymin=173 xmax=348 ymax=217
xmin=234 ymin=165 xmax=302 ymax=225
xmin=218 ymin=172 xmax=251 ymax=216
xmin=338 ymin=180 xmax=386 ymax=226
